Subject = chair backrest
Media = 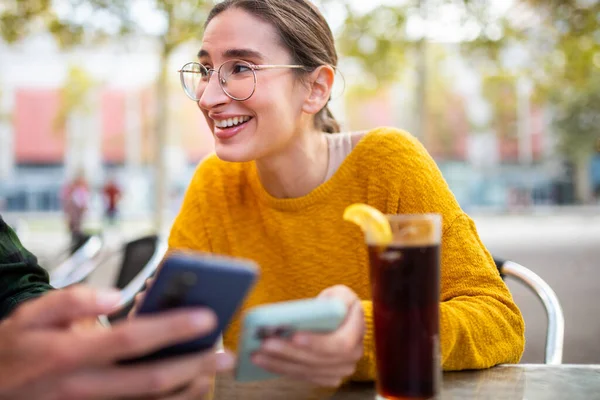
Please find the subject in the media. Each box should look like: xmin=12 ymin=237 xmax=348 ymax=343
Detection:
xmin=114 ymin=235 xmax=160 ymax=290
xmin=108 ymin=235 xmax=167 ymax=322
xmin=49 ymin=233 xmax=104 ymax=288
xmin=45 ymin=232 xmax=95 ymax=272
xmin=70 ymin=233 xmax=92 ymax=254
xmin=493 ymin=257 xmax=565 ymax=365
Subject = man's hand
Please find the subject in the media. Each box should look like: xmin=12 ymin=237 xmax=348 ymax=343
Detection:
xmin=128 ymin=277 xmax=154 ymax=319
xmin=0 ymin=285 xmax=235 ymax=400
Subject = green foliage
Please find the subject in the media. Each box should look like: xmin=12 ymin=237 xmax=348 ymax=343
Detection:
xmin=424 ymin=44 xmax=460 ymax=158
xmin=53 ymin=65 xmax=97 ymax=133
xmin=552 ymin=76 xmax=600 ymax=162
xmin=481 ymin=73 xmax=518 ymax=139
xmin=0 ymin=0 xmax=52 ymax=43
xmin=528 ymin=1 xmax=600 ymax=96
xmin=524 ymin=1 xmax=600 ymax=161
xmin=156 ymin=0 xmax=212 ymax=54
xmin=0 ymin=0 xmax=210 ymax=51
xmin=0 ymin=0 xmax=134 ymax=48
xmin=337 ymin=5 xmax=409 ymax=87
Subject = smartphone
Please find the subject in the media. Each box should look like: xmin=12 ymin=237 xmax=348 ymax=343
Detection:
xmin=119 ymin=251 xmax=258 ymax=365
xmin=235 ymin=298 xmax=347 ymax=382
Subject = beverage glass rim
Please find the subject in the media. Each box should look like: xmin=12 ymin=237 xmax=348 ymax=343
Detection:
xmin=383 ymin=213 xmax=442 ymax=246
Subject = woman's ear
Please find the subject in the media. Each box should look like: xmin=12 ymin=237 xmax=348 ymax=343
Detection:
xmin=301 ymin=65 xmax=335 ymax=115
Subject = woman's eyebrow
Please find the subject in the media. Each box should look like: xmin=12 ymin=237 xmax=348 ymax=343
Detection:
xmin=197 ymin=48 xmax=265 ymax=61
xmin=222 ymin=48 xmax=265 ymax=61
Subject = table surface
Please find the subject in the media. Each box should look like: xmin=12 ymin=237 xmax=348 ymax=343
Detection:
xmin=215 ymin=364 xmax=600 ymax=399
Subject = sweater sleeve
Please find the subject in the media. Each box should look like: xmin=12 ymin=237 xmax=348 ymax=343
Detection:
xmin=438 ymin=214 xmax=524 ymax=370
xmin=0 ymin=217 xmax=53 ymax=320
xmin=350 ymin=300 xmax=377 ymax=381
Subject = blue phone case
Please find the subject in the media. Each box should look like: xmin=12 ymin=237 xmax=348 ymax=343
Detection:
xmin=120 ymin=251 xmax=258 ymax=364
xmin=235 ymin=298 xmax=347 ymax=382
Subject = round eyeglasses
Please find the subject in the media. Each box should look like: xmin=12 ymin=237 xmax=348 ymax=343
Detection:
xmin=178 ymin=59 xmax=307 ymax=102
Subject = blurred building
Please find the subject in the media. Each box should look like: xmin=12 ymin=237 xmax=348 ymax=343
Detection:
xmin=0 ymin=33 xmax=215 ymax=215
xmin=344 ymin=43 xmax=578 ymax=210
xmin=0 ymin=35 xmax=591 ymax=214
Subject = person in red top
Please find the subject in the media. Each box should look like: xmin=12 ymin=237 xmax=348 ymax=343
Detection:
xmin=102 ymin=177 xmax=122 ymax=225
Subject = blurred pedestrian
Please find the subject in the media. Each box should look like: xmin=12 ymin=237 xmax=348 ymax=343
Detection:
xmin=102 ymin=176 xmax=122 ymax=225
xmin=61 ymin=172 xmax=90 ymax=246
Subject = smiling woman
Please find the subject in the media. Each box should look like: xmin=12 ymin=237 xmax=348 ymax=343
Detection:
xmin=161 ymin=0 xmax=525 ymax=389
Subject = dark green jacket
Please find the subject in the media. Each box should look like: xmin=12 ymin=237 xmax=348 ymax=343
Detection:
xmin=0 ymin=215 xmax=53 ymax=319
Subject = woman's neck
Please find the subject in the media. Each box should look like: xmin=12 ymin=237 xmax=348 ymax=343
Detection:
xmin=255 ymin=130 xmax=329 ymax=199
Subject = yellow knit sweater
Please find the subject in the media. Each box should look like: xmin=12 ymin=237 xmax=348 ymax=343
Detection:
xmin=169 ymin=127 xmax=525 ymax=381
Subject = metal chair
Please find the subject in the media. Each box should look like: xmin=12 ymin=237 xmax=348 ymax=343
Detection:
xmin=494 ymin=257 xmax=565 ymax=365
xmin=97 ymin=234 xmax=168 ymax=323
xmin=49 ymin=232 xmax=104 ymax=288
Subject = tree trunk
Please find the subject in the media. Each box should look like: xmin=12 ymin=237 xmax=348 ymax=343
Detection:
xmin=154 ymin=47 xmax=170 ymax=234
xmin=573 ymin=154 xmax=593 ymax=204
xmin=414 ymin=0 xmax=428 ymax=140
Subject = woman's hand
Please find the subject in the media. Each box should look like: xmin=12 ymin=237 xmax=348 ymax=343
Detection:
xmin=252 ymin=285 xmax=366 ymax=387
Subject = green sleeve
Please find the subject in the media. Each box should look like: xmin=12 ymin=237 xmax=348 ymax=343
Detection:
xmin=0 ymin=216 xmax=54 ymax=319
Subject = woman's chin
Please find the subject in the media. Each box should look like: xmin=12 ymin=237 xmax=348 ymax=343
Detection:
xmin=214 ymin=143 xmax=255 ymax=163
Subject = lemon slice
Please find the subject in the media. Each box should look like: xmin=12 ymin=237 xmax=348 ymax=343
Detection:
xmin=343 ymin=203 xmax=393 ymax=246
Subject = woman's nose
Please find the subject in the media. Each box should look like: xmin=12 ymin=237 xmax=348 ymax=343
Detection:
xmin=198 ymin=73 xmax=231 ymax=110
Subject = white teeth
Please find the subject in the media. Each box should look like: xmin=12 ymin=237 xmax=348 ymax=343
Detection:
xmin=214 ymin=116 xmax=250 ymax=128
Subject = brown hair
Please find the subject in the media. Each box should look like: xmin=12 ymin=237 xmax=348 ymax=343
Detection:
xmin=206 ymin=0 xmax=341 ymax=133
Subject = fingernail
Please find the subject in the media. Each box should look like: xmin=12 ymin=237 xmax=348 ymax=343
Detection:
xmin=264 ymin=340 xmax=281 ymax=352
xmin=252 ymin=354 xmax=265 ymax=365
xmin=189 ymin=310 xmax=213 ymax=328
xmin=294 ymin=334 xmax=310 ymax=347
xmin=96 ymin=290 xmax=121 ymax=309
xmin=216 ymin=352 xmax=235 ymax=370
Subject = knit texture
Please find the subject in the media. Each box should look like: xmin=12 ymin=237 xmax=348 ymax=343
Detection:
xmin=169 ymin=127 xmax=525 ymax=381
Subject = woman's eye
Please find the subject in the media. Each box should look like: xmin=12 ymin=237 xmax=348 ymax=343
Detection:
xmin=231 ymin=64 xmax=251 ymax=74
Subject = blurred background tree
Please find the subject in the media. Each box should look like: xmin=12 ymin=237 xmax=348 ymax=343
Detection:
xmin=1 ymin=0 xmax=598 ymax=212
xmin=526 ymin=0 xmax=600 ymax=203
xmin=337 ymin=0 xmax=508 ymax=139
xmin=338 ymin=0 xmax=599 ymax=202
xmin=552 ymin=76 xmax=600 ymax=203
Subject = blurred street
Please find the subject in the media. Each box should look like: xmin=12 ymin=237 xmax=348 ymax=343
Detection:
xmin=6 ymin=207 xmax=599 ymax=365
xmin=475 ymin=209 xmax=600 ymax=364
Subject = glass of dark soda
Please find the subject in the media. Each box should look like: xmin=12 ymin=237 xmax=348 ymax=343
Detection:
xmin=368 ymin=214 xmax=442 ymax=400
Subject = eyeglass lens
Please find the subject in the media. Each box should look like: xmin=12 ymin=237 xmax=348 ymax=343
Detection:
xmin=180 ymin=60 xmax=256 ymax=101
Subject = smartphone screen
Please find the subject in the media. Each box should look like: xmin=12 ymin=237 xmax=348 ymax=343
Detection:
xmin=119 ymin=252 xmax=258 ymax=364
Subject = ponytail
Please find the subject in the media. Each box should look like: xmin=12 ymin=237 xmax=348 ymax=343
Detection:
xmin=316 ymin=105 xmax=341 ymax=134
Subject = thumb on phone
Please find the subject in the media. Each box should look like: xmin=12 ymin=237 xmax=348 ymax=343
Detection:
xmin=128 ymin=277 xmax=154 ymax=319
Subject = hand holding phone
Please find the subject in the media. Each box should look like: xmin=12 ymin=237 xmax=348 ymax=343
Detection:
xmin=120 ymin=251 xmax=258 ymax=364
xmin=235 ymin=298 xmax=347 ymax=382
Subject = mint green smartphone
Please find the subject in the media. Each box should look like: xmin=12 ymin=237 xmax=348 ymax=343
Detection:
xmin=234 ymin=298 xmax=347 ymax=382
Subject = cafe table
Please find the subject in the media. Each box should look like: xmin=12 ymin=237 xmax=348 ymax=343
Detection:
xmin=214 ymin=364 xmax=600 ymax=399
